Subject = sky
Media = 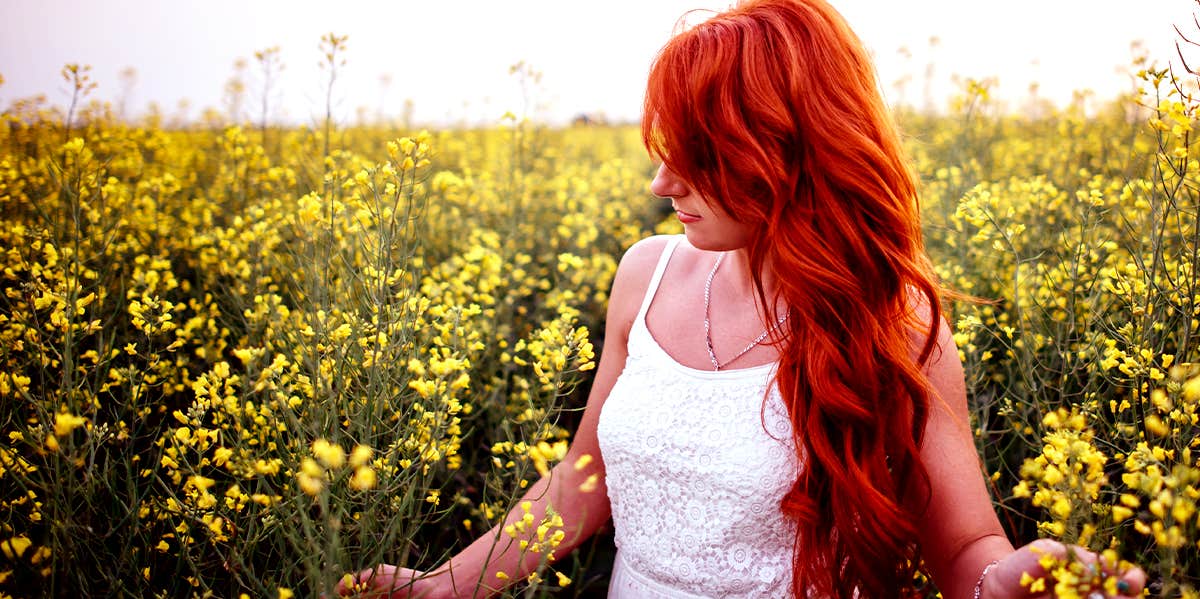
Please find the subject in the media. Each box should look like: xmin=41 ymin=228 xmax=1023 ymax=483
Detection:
xmin=1 ymin=1 xmax=1197 ymax=126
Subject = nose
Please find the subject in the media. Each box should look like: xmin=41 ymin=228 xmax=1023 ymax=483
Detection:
xmin=650 ymin=163 xmax=689 ymax=199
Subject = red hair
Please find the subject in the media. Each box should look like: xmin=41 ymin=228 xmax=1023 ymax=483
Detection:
xmin=642 ymin=1 xmax=942 ymax=597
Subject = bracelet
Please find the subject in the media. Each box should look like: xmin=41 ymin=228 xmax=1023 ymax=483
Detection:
xmin=973 ymin=560 xmax=1000 ymax=599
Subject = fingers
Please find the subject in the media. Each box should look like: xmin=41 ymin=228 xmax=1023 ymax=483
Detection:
xmin=334 ymin=566 xmax=394 ymax=598
xmin=1011 ymin=539 xmax=1146 ymax=598
xmin=1113 ymin=564 xmax=1146 ymax=598
xmin=334 ymin=565 xmax=428 ymax=599
xmin=1026 ymin=538 xmax=1066 ymax=562
xmin=333 ymin=568 xmax=372 ymax=597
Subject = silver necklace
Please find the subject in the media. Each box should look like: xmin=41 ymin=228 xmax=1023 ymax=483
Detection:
xmin=703 ymin=253 xmax=789 ymax=371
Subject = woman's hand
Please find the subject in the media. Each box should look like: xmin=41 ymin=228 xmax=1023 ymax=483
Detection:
xmin=335 ymin=564 xmax=440 ymax=599
xmin=982 ymin=539 xmax=1146 ymax=599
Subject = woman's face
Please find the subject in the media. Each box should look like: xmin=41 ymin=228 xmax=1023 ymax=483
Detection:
xmin=650 ymin=162 xmax=755 ymax=251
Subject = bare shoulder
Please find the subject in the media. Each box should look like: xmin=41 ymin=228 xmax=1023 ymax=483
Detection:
xmin=619 ymin=235 xmax=675 ymax=273
xmin=613 ymin=235 xmax=675 ymax=289
xmin=898 ymin=286 xmax=966 ymax=411
xmin=902 ymin=288 xmax=956 ymax=364
xmin=606 ymin=235 xmax=677 ymax=335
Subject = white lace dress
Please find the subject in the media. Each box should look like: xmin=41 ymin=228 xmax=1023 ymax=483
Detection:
xmin=597 ymin=235 xmax=801 ymax=598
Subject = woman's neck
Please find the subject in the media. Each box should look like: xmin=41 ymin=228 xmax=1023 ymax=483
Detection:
xmin=723 ymin=247 xmax=783 ymax=318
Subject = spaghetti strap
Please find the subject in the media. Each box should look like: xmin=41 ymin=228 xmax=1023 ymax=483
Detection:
xmin=634 ymin=235 xmax=683 ymax=325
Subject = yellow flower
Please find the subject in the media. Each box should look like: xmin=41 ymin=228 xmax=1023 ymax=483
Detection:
xmin=349 ymin=466 xmax=376 ymax=490
xmin=0 ymin=537 xmax=31 ymax=559
xmin=1183 ymin=375 xmax=1200 ymax=402
xmin=297 ymin=473 xmax=323 ymax=497
xmin=1019 ymin=572 xmax=1046 ymax=593
xmin=349 ymin=444 xmax=373 ymax=468
xmin=62 ymin=137 xmax=85 ymax=154
xmin=54 ymin=412 xmax=87 ymax=437
xmin=1051 ymin=497 xmax=1071 ymax=519
xmin=300 ymin=457 xmax=323 ymax=478
xmin=408 ymin=379 xmax=437 ymax=399
xmin=254 ymin=459 xmax=281 ymax=475
xmin=1145 ymin=415 xmax=1169 ymax=437
xmin=1012 ymin=481 xmax=1031 ymax=498
xmin=556 ymin=571 xmax=572 ymax=587
xmin=213 ymin=447 xmax=233 ymax=467
xmin=579 ymin=474 xmax=599 ymax=493
xmin=311 ymin=439 xmax=345 ymax=469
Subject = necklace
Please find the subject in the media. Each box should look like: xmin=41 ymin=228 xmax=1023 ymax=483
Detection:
xmin=703 ymin=253 xmax=789 ymax=371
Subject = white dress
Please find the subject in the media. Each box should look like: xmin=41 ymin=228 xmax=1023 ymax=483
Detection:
xmin=596 ymin=235 xmax=801 ymax=598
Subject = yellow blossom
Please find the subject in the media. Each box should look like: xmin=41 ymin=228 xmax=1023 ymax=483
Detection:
xmin=349 ymin=444 xmax=373 ymax=467
xmin=312 ymin=439 xmax=345 ymax=469
xmin=54 ymin=412 xmax=87 ymax=437
xmin=298 ymin=473 xmax=323 ymax=496
xmin=0 ymin=537 xmax=31 ymax=559
xmin=349 ymin=466 xmax=376 ymax=490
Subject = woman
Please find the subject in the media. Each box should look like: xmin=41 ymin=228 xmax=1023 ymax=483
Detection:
xmin=341 ymin=0 xmax=1147 ymax=597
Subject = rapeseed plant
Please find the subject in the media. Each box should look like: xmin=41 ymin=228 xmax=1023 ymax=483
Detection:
xmin=7 ymin=28 xmax=1200 ymax=598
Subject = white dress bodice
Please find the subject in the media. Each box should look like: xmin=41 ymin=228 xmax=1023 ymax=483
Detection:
xmin=597 ymin=235 xmax=801 ymax=598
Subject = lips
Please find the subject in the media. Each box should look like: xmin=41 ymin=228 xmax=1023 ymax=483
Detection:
xmin=674 ymin=207 xmax=701 ymax=223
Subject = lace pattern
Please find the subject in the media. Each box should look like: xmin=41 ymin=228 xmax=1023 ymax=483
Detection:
xmin=597 ymin=236 xmax=800 ymax=598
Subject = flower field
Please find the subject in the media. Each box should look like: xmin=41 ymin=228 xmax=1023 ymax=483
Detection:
xmin=2 ymin=51 xmax=1200 ymax=597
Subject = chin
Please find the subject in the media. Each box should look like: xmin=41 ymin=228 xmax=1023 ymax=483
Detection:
xmin=682 ymin=229 xmax=752 ymax=252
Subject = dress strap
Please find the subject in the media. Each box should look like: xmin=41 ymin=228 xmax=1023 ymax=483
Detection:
xmin=634 ymin=235 xmax=684 ymax=325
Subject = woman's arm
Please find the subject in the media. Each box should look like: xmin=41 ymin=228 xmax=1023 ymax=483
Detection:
xmin=909 ymin=314 xmax=1013 ymax=597
xmin=914 ymin=314 xmax=1145 ymax=598
xmin=340 ymin=236 xmax=672 ymax=599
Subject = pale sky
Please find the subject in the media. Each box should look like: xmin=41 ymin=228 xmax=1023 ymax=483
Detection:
xmin=1 ymin=1 xmax=1196 ymax=126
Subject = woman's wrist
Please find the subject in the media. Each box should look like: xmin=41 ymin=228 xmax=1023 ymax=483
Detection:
xmin=973 ymin=560 xmax=1000 ymax=599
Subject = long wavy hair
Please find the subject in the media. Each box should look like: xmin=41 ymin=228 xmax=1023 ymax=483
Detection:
xmin=642 ymin=1 xmax=942 ymax=597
